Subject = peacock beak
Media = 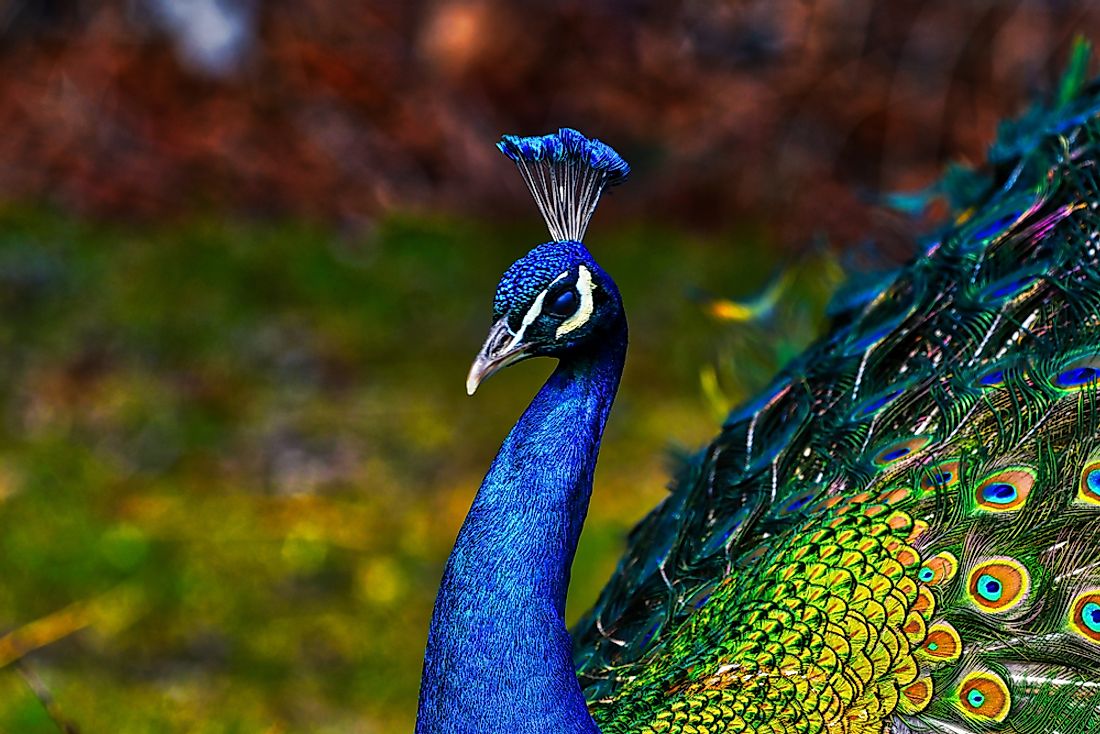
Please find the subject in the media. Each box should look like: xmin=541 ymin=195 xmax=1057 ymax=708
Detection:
xmin=466 ymin=317 xmax=531 ymax=395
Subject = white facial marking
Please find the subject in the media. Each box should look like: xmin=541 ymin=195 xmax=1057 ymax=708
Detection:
xmin=504 ymin=271 xmax=568 ymax=351
xmin=506 ymin=292 xmax=546 ymax=350
xmin=555 ymin=265 xmax=595 ymax=338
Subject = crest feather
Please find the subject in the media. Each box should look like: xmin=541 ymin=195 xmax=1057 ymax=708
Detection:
xmin=497 ymin=127 xmax=629 ymax=242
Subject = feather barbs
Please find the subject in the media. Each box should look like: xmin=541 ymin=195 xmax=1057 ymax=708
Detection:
xmin=912 ymin=585 xmax=936 ymax=620
xmin=898 ymin=677 xmax=934 ymax=714
xmin=497 ymin=128 xmax=629 ymax=243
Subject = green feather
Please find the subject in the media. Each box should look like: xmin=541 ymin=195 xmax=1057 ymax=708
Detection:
xmin=574 ymin=47 xmax=1100 ymax=733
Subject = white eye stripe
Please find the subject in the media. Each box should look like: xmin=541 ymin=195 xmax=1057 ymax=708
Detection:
xmin=555 ymin=265 xmax=595 ymax=338
xmin=503 ymin=271 xmax=571 ymax=350
xmin=505 ymin=288 xmax=550 ymax=351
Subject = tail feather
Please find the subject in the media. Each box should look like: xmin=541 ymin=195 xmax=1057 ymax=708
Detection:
xmin=577 ymin=41 xmax=1100 ymax=734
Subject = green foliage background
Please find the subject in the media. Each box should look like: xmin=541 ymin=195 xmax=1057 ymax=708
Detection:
xmin=0 ymin=208 xmax=837 ymax=731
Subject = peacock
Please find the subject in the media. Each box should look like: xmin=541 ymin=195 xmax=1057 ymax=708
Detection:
xmin=416 ymin=44 xmax=1100 ymax=734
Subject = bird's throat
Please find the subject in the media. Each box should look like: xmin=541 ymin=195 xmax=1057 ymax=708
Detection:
xmin=415 ymin=319 xmax=626 ymax=734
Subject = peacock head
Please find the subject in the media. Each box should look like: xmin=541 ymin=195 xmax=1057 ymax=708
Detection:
xmin=467 ymin=240 xmax=623 ymax=394
xmin=467 ymin=129 xmax=630 ymax=395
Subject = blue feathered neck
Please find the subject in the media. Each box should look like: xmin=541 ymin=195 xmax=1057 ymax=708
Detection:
xmin=415 ymin=315 xmax=626 ymax=734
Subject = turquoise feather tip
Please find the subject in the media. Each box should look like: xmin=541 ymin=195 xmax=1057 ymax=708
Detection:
xmin=497 ymin=127 xmax=630 ymax=185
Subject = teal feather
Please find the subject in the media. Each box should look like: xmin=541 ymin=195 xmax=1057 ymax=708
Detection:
xmin=571 ymin=40 xmax=1100 ymax=733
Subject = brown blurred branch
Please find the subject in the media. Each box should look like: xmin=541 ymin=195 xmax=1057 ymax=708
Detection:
xmin=0 ymin=585 xmax=144 ymax=668
xmin=15 ymin=661 xmax=80 ymax=734
xmin=0 ymin=600 xmax=97 ymax=670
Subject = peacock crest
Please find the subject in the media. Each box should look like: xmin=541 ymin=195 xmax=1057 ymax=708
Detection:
xmin=497 ymin=127 xmax=629 ymax=243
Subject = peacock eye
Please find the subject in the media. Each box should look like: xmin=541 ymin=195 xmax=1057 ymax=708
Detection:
xmin=546 ymin=288 xmax=579 ymax=317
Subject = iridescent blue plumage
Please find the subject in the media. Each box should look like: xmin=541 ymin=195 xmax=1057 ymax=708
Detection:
xmin=497 ymin=127 xmax=630 ymax=184
xmin=416 ymin=132 xmax=629 ymax=734
xmin=415 ymin=312 xmax=624 ymax=734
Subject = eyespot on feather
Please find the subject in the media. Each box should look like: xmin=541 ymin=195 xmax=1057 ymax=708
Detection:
xmin=1050 ymin=354 xmax=1100 ymax=391
xmin=696 ymin=505 xmax=753 ymax=559
xmin=907 ymin=519 xmax=929 ymax=544
xmin=956 ymin=195 xmax=1033 ymax=253
xmin=975 ymin=272 xmax=1042 ymax=305
xmin=877 ymin=486 xmax=910 ymax=506
xmin=1078 ymin=461 xmax=1100 ymax=506
xmin=912 ymin=584 xmax=936 ymax=621
xmin=1069 ymin=589 xmax=1100 ymax=643
xmin=917 ymin=621 xmax=962 ymax=664
xmin=850 ymin=386 xmax=906 ymax=420
xmin=917 ymin=551 xmax=958 ymax=586
xmin=902 ymin=611 xmax=927 ymax=643
xmin=957 ymin=670 xmax=1011 ymax=723
xmin=682 ymin=581 xmax=718 ymax=612
xmin=832 ymin=278 xmax=918 ymax=357
xmin=773 ymin=487 xmax=822 ymax=519
xmin=873 ymin=436 xmax=932 ymax=468
xmin=974 ymin=467 xmax=1035 ymax=512
xmin=966 ymin=356 xmax=1026 ymax=391
xmin=973 ymin=367 xmax=1007 ymax=388
xmin=918 ymin=460 xmax=961 ymax=493
xmin=967 ymin=559 xmax=1030 ymax=613
xmin=963 ymin=210 xmax=1023 ymax=249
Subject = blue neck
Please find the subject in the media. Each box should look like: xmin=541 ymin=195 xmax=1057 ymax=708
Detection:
xmin=416 ymin=318 xmax=626 ymax=734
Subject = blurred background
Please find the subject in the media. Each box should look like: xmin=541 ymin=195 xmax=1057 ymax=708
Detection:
xmin=0 ymin=1 xmax=1096 ymax=731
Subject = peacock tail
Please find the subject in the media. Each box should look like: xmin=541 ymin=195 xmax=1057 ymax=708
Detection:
xmin=575 ymin=42 xmax=1100 ymax=733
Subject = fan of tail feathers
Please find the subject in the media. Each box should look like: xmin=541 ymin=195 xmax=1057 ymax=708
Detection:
xmin=575 ymin=41 xmax=1100 ymax=734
